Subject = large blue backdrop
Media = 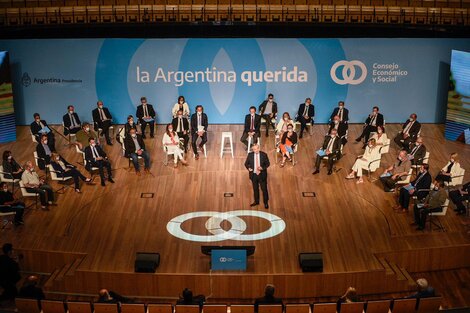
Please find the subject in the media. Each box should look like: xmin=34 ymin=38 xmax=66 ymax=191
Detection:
xmin=1 ymin=38 xmax=469 ymax=125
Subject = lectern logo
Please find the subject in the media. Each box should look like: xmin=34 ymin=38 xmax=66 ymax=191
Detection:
xmin=22 ymin=72 xmax=31 ymax=87
xmin=166 ymin=210 xmax=286 ymax=242
xmin=330 ymin=60 xmax=367 ymax=85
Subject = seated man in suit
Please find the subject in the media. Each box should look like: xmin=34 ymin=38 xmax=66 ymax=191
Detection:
xmin=412 ymin=179 xmax=447 ymax=231
xmin=124 ymin=128 xmax=151 ymax=175
xmin=0 ymin=243 xmax=21 ymax=301
xmin=394 ymin=113 xmax=421 ymax=149
xmin=245 ymin=144 xmax=270 ymax=209
xmin=328 ymin=115 xmax=348 ymax=146
xmin=18 ymin=275 xmax=45 ymax=300
xmin=254 ymin=284 xmax=283 ymax=313
xmin=395 ymin=164 xmax=432 ymax=213
xmin=330 ymin=101 xmax=349 ymax=124
xmin=36 ymin=134 xmax=55 ymax=170
xmin=241 ymin=106 xmax=261 ymax=149
xmin=98 ymin=289 xmax=133 ymax=304
xmin=176 ymin=288 xmax=204 ymax=311
xmin=21 ymin=161 xmax=55 ymax=210
xmin=75 ymin=122 xmax=99 ymax=151
xmin=296 ymin=97 xmax=315 ymax=139
xmin=136 ymin=96 xmax=156 ymax=139
xmin=172 ymin=109 xmax=190 ymax=153
xmin=380 ymin=150 xmax=411 ymax=192
xmin=406 ymin=278 xmax=435 ymax=299
xmin=190 ymin=105 xmax=209 ymax=160
xmin=449 ymin=180 xmax=469 ymax=215
xmin=92 ymin=100 xmax=113 ymax=145
xmin=50 ymin=152 xmax=92 ymax=193
xmin=355 ymin=106 xmax=384 ymax=146
xmin=84 ymin=138 xmax=114 ymax=186
xmin=63 ymin=105 xmax=81 ymax=136
xmin=312 ymin=128 xmax=341 ymax=175
xmin=407 ymin=137 xmax=427 ymax=165
xmin=0 ymin=182 xmax=25 ymax=226
xmin=30 ymin=113 xmax=55 ymax=151
xmin=258 ymin=93 xmax=278 ymax=137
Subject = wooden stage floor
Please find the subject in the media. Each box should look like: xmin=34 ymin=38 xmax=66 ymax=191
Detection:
xmin=1 ymin=124 xmax=470 ymax=300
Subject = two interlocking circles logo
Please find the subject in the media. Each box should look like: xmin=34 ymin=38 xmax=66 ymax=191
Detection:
xmin=330 ymin=60 xmax=367 ymax=85
xmin=167 ymin=210 xmax=286 ymax=242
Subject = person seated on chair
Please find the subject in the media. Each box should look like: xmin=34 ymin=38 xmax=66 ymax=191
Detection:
xmin=136 ymin=96 xmax=156 ymax=139
xmin=407 ymin=137 xmax=427 ymax=165
xmin=412 ymin=180 xmax=447 ymax=231
xmin=172 ymin=109 xmax=190 ymax=153
xmin=0 ymin=243 xmax=21 ymax=301
xmin=435 ymin=152 xmax=461 ymax=183
xmin=276 ymin=112 xmax=294 ymax=136
xmin=125 ymin=128 xmax=151 ymax=175
xmin=241 ymin=106 xmax=261 ymax=149
xmin=84 ymin=138 xmax=114 ymax=187
xmin=92 ymin=100 xmax=113 ymax=145
xmin=163 ymin=124 xmax=188 ymax=168
xmin=258 ymin=93 xmax=278 ymax=137
xmin=98 ymin=289 xmax=133 ymax=304
xmin=50 ymin=152 xmax=92 ymax=193
xmin=30 ymin=113 xmax=55 ymax=151
xmin=395 ymin=164 xmax=432 ymax=213
xmin=2 ymin=150 xmax=24 ymax=180
xmin=330 ymin=101 xmax=349 ymax=124
xmin=176 ymin=288 xmax=204 ymax=310
xmin=172 ymin=95 xmax=190 ymax=119
xmin=449 ymin=180 xmax=470 ymax=215
xmin=394 ymin=113 xmax=421 ymax=149
xmin=370 ymin=126 xmax=388 ymax=149
xmin=355 ymin=106 xmax=384 ymax=145
xmin=190 ymin=105 xmax=208 ymax=160
xmin=18 ymin=275 xmax=45 ymax=300
xmin=76 ymin=122 xmax=99 ymax=151
xmin=312 ymin=128 xmax=341 ymax=176
xmin=36 ymin=134 xmax=56 ymax=170
xmin=406 ymin=278 xmax=435 ymax=299
xmin=254 ymin=284 xmax=283 ymax=313
xmin=328 ymin=115 xmax=348 ymax=146
xmin=338 ymin=287 xmax=360 ymax=304
xmin=0 ymin=182 xmax=25 ymax=226
xmin=279 ymin=124 xmax=297 ymax=168
xmin=21 ymin=161 xmax=55 ymax=210
xmin=379 ymin=150 xmax=411 ymax=192
xmin=124 ymin=115 xmax=138 ymax=136
xmin=63 ymin=105 xmax=81 ymax=136
xmin=346 ymin=138 xmax=380 ymax=184
xmin=296 ymin=98 xmax=315 ymax=139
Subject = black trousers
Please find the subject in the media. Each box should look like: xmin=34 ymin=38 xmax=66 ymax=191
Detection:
xmin=394 ymin=133 xmax=414 ymax=149
xmin=358 ymin=125 xmax=377 ymax=142
xmin=449 ymin=190 xmax=469 ymax=213
xmin=240 ymin=132 xmax=259 ymax=147
xmin=61 ymin=169 xmax=87 ymax=189
xmin=380 ymin=176 xmax=399 ymax=191
xmin=0 ymin=280 xmax=17 ymax=301
xmin=97 ymin=120 xmax=113 ymax=143
xmin=191 ymin=132 xmax=208 ymax=156
xmin=140 ymin=120 xmax=154 ymax=137
xmin=251 ymin=174 xmax=268 ymax=204
xmin=261 ymin=114 xmax=274 ymax=135
xmin=315 ymin=153 xmax=336 ymax=172
xmin=89 ymin=160 xmax=112 ymax=182
xmin=0 ymin=202 xmax=25 ymax=222
xmin=399 ymin=188 xmax=427 ymax=209
xmin=177 ymin=132 xmax=189 ymax=152
xmin=297 ymin=116 xmax=312 ymax=135
xmin=435 ymin=173 xmax=452 ymax=182
xmin=26 ymin=184 xmax=54 ymax=205
xmin=414 ymin=205 xmax=442 ymax=229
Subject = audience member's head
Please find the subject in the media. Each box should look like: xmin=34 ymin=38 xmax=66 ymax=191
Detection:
xmin=89 ymin=137 xmax=97 ymax=146
xmin=416 ymin=278 xmax=429 ymax=291
xmin=25 ymin=161 xmax=34 ymax=172
xmin=196 ymin=105 xmax=203 ymax=114
xmin=368 ymin=138 xmax=376 ymax=148
xmin=419 ymin=164 xmax=429 ymax=173
xmin=51 ymin=152 xmax=60 ymax=162
xmin=67 ymin=105 xmax=75 ymax=113
xmin=178 ymin=96 xmax=185 ymax=104
xmin=129 ymin=128 xmax=137 ymax=137
xmin=97 ymin=101 xmax=104 ymax=108
xmin=182 ymin=288 xmax=193 ymax=302
xmin=177 ymin=109 xmax=184 ymax=118
xmin=410 ymin=113 xmax=417 ymax=121
xmin=450 ymin=152 xmax=459 ymax=163
xmin=2 ymin=150 xmax=12 ymax=161
xmin=33 ymin=113 xmax=41 ymax=122
xmin=338 ymin=101 xmax=345 ymax=108
xmin=415 ymin=137 xmax=423 ymax=145
xmin=341 ymin=287 xmax=358 ymax=303
xmin=398 ymin=150 xmax=408 ymax=160
xmin=287 ymin=124 xmax=294 ymax=133
xmin=41 ymin=134 xmax=48 ymax=145
xmin=333 ymin=115 xmax=340 ymax=124
xmin=1 ymin=182 xmax=9 ymax=192
xmin=249 ymin=106 xmax=256 ymax=114
xmin=24 ymin=275 xmax=39 ymax=287
xmin=264 ymin=284 xmax=276 ymax=298
xmin=372 ymin=106 xmax=379 ymax=114
xmin=252 ymin=144 xmax=260 ymax=154
xmin=282 ymin=112 xmax=291 ymax=121
xmin=377 ymin=125 xmax=384 ymax=134
xmin=99 ymin=289 xmax=111 ymax=301
xmin=166 ymin=123 xmax=174 ymax=135
xmin=127 ymin=115 xmax=134 ymax=124
xmin=140 ymin=97 xmax=147 ymax=104
xmin=267 ymin=94 xmax=274 ymax=101
xmin=305 ymin=98 xmax=311 ymax=105
xmin=82 ymin=122 xmax=90 ymax=131
xmin=330 ymin=128 xmax=338 ymax=137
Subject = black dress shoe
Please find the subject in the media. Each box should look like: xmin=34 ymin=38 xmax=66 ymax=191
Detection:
xmin=108 ymin=178 xmax=115 ymax=183
xmin=142 ymin=134 xmax=146 ymax=139
xmin=416 ymin=226 xmax=424 ymax=231
xmin=101 ymin=181 xmax=106 ymax=186
xmin=327 ymin=170 xmax=333 ymax=175
xmin=312 ymin=169 xmax=319 ymax=175
xmin=265 ymin=133 xmax=269 ymax=137
xmin=264 ymin=203 xmax=269 ymax=209
xmin=150 ymin=134 xmax=155 ymax=138
xmin=250 ymin=202 xmax=259 ymax=207
xmin=355 ymin=137 xmax=361 ymax=142
xmin=299 ymin=134 xmax=303 ymax=139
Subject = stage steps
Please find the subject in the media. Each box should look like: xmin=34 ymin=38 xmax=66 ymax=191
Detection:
xmin=43 ymin=257 xmax=85 ymax=290
xmin=377 ymin=257 xmax=419 ymax=287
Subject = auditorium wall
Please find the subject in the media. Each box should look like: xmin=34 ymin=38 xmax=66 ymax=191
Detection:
xmin=0 ymin=38 xmax=469 ymax=125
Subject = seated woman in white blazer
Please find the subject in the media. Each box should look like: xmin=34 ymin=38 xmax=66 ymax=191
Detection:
xmin=172 ymin=95 xmax=190 ymax=118
xmin=346 ymin=138 xmax=381 ymax=183
xmin=276 ymin=112 xmax=294 ymax=135
xmin=370 ymin=125 xmax=388 ymax=147
xmin=435 ymin=152 xmax=461 ymax=183
xmin=162 ymin=124 xmax=188 ymax=168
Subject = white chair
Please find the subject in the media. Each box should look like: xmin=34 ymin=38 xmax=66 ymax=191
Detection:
xmin=275 ymin=141 xmax=298 ymax=166
xmin=164 ymin=138 xmax=186 ymax=166
xmin=30 ymin=129 xmax=38 ymax=143
xmin=396 ymin=168 xmax=413 ymax=186
xmin=247 ymin=135 xmax=261 ymax=155
xmin=428 ymin=199 xmax=449 ymax=232
xmin=117 ymin=127 xmax=126 ymax=156
xmin=260 ymin=116 xmax=277 ymax=133
xmin=47 ymin=164 xmax=73 ymax=193
xmin=19 ymin=181 xmax=39 ymax=209
xmin=0 ymin=165 xmax=20 ymax=193
xmin=220 ymin=132 xmax=234 ymax=158
xmin=33 ymin=151 xmax=40 ymax=167
xmin=411 ymin=151 xmax=430 ymax=176
xmin=379 ymin=138 xmax=391 ymax=154
xmin=446 ymin=168 xmax=466 ymax=188
xmin=365 ymin=155 xmax=382 ymax=181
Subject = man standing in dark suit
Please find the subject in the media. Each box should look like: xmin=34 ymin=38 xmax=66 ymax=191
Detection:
xmin=190 ymin=105 xmax=209 ymax=160
xmin=394 ymin=113 xmax=421 ymax=149
xmin=296 ymin=98 xmax=314 ymax=139
xmin=395 ymin=164 xmax=432 ymax=213
xmin=30 ymin=113 xmax=55 ymax=150
xmin=84 ymin=138 xmax=114 ymax=186
xmin=407 ymin=137 xmax=427 ymax=165
xmin=254 ymin=284 xmax=283 ymax=313
xmin=258 ymin=94 xmax=278 ymax=137
xmin=313 ymin=128 xmax=341 ymax=175
xmin=245 ymin=144 xmax=270 ymax=209
xmin=36 ymin=134 xmax=55 ymax=170
xmin=0 ymin=243 xmax=21 ymax=301
xmin=62 ymin=105 xmax=81 ymax=136
xmin=330 ymin=101 xmax=349 ymax=124
xmin=124 ymin=128 xmax=151 ymax=175
xmin=172 ymin=109 xmax=190 ymax=153
xmin=241 ymin=106 xmax=261 ymax=149
xmin=328 ymin=115 xmax=348 ymax=146
xmin=136 ymin=96 xmax=156 ymax=139
xmin=355 ymin=106 xmax=384 ymax=144
xmin=92 ymin=100 xmax=113 ymax=146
